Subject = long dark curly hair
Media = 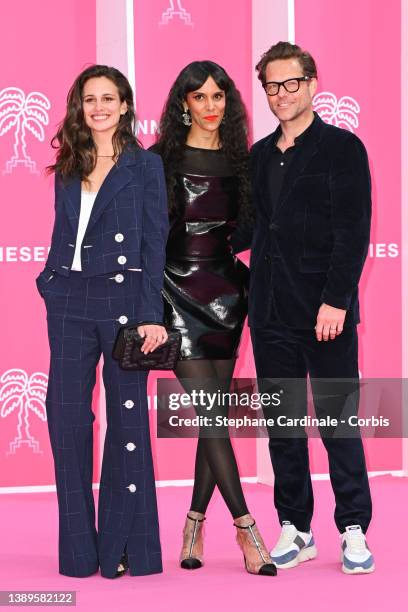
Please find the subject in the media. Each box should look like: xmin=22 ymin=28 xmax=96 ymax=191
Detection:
xmin=47 ymin=65 xmax=140 ymax=180
xmin=154 ymin=61 xmax=252 ymax=223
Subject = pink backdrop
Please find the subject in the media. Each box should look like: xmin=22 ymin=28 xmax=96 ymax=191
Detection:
xmin=295 ymin=0 xmax=402 ymax=473
xmin=0 ymin=0 xmax=403 ymax=489
xmin=0 ymin=0 xmax=97 ymax=487
xmin=132 ymin=0 xmax=256 ymax=481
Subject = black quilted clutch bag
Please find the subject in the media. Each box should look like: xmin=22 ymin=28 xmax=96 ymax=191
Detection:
xmin=112 ymin=325 xmax=182 ymax=370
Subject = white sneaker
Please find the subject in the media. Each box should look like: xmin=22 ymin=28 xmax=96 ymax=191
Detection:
xmin=341 ymin=525 xmax=375 ymax=574
xmin=270 ymin=521 xmax=317 ymax=569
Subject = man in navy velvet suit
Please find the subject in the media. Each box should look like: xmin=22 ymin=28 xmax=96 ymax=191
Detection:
xmin=233 ymin=41 xmax=374 ymax=574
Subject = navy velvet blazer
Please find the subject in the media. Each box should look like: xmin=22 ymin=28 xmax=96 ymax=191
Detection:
xmin=232 ymin=113 xmax=372 ymax=329
xmin=45 ymin=146 xmax=169 ymax=324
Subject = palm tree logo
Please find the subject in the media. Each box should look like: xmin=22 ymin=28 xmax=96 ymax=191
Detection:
xmin=159 ymin=0 xmax=193 ymax=26
xmin=0 ymin=87 xmax=51 ymax=175
xmin=0 ymin=368 xmax=48 ymax=455
xmin=313 ymin=92 xmax=360 ymax=133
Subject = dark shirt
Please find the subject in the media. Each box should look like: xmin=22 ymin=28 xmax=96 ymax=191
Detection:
xmin=265 ymin=117 xmax=315 ymax=216
xmin=178 ymin=144 xmax=234 ymax=176
xmin=149 ymin=143 xmax=234 ymax=176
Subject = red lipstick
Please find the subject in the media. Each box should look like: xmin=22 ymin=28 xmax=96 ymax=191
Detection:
xmin=204 ymin=115 xmax=218 ymax=121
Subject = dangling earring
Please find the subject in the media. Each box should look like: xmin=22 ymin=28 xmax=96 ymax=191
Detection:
xmin=182 ymin=108 xmax=192 ymax=126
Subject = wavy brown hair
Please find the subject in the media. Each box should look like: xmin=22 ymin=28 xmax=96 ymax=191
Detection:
xmin=256 ymin=41 xmax=317 ymax=83
xmin=47 ymin=65 xmax=140 ymax=180
xmin=153 ymin=60 xmax=253 ymax=225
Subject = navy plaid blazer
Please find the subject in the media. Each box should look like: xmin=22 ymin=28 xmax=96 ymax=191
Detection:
xmin=45 ymin=146 xmax=169 ymax=323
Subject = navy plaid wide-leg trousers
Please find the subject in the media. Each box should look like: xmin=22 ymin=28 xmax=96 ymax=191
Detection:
xmin=38 ymin=269 xmax=162 ymax=578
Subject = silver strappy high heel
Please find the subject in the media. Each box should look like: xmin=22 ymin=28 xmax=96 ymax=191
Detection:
xmin=234 ymin=519 xmax=277 ymax=576
xmin=180 ymin=513 xmax=206 ymax=570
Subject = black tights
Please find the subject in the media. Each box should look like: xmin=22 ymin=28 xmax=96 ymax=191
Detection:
xmin=175 ymin=358 xmax=249 ymax=520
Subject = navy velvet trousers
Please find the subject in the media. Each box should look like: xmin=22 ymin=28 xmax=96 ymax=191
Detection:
xmin=36 ymin=268 xmax=162 ymax=578
xmin=251 ymin=322 xmax=372 ymax=535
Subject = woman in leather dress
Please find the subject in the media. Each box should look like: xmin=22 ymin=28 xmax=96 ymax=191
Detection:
xmin=152 ymin=61 xmax=276 ymax=576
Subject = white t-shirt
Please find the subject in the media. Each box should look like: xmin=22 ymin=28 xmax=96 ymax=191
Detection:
xmin=71 ymin=191 xmax=97 ymax=271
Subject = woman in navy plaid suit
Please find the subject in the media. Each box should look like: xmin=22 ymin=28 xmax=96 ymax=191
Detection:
xmin=36 ymin=65 xmax=169 ymax=578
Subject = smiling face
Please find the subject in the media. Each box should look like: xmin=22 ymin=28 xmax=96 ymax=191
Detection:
xmin=184 ymin=76 xmax=226 ymax=135
xmin=82 ymin=76 xmax=127 ymax=137
xmin=264 ymin=58 xmax=317 ymax=125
